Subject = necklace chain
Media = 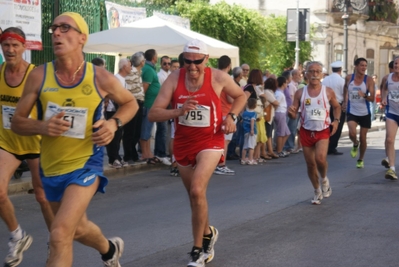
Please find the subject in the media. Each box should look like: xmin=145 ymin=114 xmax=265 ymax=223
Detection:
xmin=55 ymin=60 xmax=85 ymax=84
xmin=185 ymin=77 xmax=202 ymax=96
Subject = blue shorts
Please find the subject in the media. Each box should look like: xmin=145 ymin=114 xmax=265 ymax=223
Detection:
xmin=41 ymin=168 xmax=108 ymax=202
xmin=140 ymin=107 xmax=154 ymax=141
xmin=386 ymin=112 xmax=399 ymax=125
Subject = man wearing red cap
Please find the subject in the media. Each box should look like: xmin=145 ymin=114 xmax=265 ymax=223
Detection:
xmin=149 ymin=39 xmax=246 ymax=267
xmin=0 ymin=27 xmax=54 ymax=267
xmin=11 ymin=12 xmax=138 ymax=267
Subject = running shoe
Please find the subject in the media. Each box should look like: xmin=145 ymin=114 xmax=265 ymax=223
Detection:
xmin=120 ymin=160 xmax=129 ymax=168
xmin=214 ymin=166 xmax=235 ymax=175
xmin=385 ymin=169 xmax=398 ymax=180
xmin=356 ymin=160 xmax=364 ymax=169
xmin=170 ymin=167 xmax=179 ymax=177
xmin=187 ymin=247 xmax=204 ymax=267
xmin=321 ymin=178 xmax=332 ymax=198
xmin=4 ymin=232 xmax=33 ymax=267
xmin=277 ymin=152 xmax=287 ymax=158
xmin=311 ymin=190 xmax=323 ymax=205
xmin=381 ymin=158 xmax=390 ymax=169
xmin=203 ymin=226 xmax=219 ymax=264
xmin=350 ymin=144 xmax=359 ymax=158
xmin=103 ymin=237 xmax=124 ymax=267
xmin=109 ymin=160 xmax=122 ymax=169
xmin=156 ymin=156 xmax=172 ymax=166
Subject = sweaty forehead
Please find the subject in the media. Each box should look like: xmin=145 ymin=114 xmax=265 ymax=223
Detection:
xmin=53 ymin=15 xmax=76 ymax=27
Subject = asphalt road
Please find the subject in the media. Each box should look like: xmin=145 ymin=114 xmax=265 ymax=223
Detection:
xmin=1 ymin=128 xmax=398 ymax=267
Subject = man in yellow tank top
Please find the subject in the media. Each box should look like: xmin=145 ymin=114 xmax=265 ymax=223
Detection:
xmin=0 ymin=27 xmax=54 ymax=267
xmin=11 ymin=13 xmax=138 ymax=267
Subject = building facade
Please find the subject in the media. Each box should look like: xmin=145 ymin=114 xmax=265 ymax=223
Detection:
xmin=210 ymin=0 xmax=399 ymax=79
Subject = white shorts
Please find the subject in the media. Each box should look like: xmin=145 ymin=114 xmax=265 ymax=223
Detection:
xmin=243 ymin=133 xmax=257 ymax=149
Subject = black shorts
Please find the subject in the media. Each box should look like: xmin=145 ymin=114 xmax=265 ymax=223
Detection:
xmin=346 ymin=113 xmax=371 ymax=129
xmin=265 ymin=121 xmax=273 ymax=138
xmin=0 ymin=146 xmax=40 ymax=161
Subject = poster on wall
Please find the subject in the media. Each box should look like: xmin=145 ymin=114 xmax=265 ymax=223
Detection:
xmin=105 ymin=1 xmax=146 ymax=29
xmin=0 ymin=0 xmax=42 ymax=53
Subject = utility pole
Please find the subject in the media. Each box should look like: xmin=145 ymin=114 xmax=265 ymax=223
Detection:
xmin=342 ymin=1 xmax=349 ymax=76
xmin=294 ymin=0 xmax=300 ymax=69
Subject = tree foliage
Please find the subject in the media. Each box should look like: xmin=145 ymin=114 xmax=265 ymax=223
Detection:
xmin=170 ymin=1 xmax=312 ymax=74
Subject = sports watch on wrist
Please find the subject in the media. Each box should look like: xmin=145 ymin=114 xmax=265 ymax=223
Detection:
xmin=112 ymin=117 xmax=123 ymax=130
xmin=228 ymin=112 xmax=237 ymax=121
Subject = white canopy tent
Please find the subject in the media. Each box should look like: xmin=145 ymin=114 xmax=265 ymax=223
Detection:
xmin=84 ymin=16 xmax=240 ymax=73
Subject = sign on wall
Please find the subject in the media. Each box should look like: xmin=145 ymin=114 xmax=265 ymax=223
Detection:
xmin=286 ymin=8 xmax=310 ymax=42
xmin=105 ymin=1 xmax=146 ymax=29
xmin=0 ymin=0 xmax=42 ymax=50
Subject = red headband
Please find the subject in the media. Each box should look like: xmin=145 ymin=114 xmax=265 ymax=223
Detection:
xmin=0 ymin=32 xmax=26 ymax=44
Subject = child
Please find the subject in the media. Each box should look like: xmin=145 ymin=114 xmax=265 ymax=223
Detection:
xmin=241 ymin=98 xmax=258 ymax=165
xmin=274 ymin=77 xmax=291 ymax=157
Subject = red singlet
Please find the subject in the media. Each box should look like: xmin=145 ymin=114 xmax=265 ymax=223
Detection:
xmin=172 ymin=68 xmax=224 ymax=166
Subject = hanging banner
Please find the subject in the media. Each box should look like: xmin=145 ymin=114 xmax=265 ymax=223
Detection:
xmin=105 ymin=1 xmax=146 ymax=29
xmin=153 ymin=12 xmax=190 ymax=29
xmin=0 ymin=0 xmax=42 ymax=50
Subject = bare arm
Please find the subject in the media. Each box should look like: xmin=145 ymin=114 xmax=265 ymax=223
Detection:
xmin=148 ymin=71 xmax=191 ymax=122
xmin=365 ymin=76 xmax=375 ymax=102
xmin=287 ymin=88 xmax=303 ymax=119
xmin=381 ymin=75 xmax=388 ymax=106
xmin=380 ymin=75 xmax=388 ymax=92
xmin=92 ymin=67 xmax=138 ymax=146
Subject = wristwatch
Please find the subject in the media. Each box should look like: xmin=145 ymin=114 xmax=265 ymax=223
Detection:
xmin=112 ymin=117 xmax=123 ymax=130
xmin=228 ymin=112 xmax=237 ymax=121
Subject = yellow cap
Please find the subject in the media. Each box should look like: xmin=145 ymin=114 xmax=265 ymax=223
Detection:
xmin=58 ymin=12 xmax=89 ymax=44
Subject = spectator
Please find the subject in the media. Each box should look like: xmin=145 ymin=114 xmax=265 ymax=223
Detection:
xmin=263 ymin=77 xmax=279 ymax=159
xmin=106 ymin=58 xmax=131 ymax=168
xmin=239 ymin=63 xmax=250 ymax=87
xmin=241 ymin=98 xmax=258 ymax=165
xmin=171 ymin=59 xmax=180 ymax=71
xmin=124 ymin=52 xmax=146 ymax=164
xmin=274 ymin=77 xmax=291 ymax=157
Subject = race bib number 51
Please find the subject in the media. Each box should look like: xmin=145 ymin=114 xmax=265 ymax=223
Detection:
xmin=44 ymin=101 xmax=88 ymax=139
xmin=177 ymin=103 xmax=211 ymax=127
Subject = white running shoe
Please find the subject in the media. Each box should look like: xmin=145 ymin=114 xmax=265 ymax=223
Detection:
xmin=109 ymin=160 xmax=122 ymax=169
xmin=4 ymin=232 xmax=33 ymax=267
xmin=103 ymin=237 xmax=124 ymax=267
xmin=203 ymin=226 xmax=219 ymax=263
xmin=311 ymin=190 xmax=323 ymax=205
xmin=157 ymin=157 xmax=172 ymax=166
xmin=214 ymin=166 xmax=235 ymax=175
xmin=120 ymin=160 xmax=129 ymax=167
xmin=321 ymin=178 xmax=332 ymax=198
xmin=187 ymin=247 xmax=205 ymax=267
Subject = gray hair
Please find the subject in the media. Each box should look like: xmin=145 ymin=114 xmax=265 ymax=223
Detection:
xmin=291 ymin=69 xmax=299 ymax=76
xmin=306 ymin=61 xmax=323 ymax=72
xmin=232 ymin=67 xmax=242 ymax=78
xmin=131 ymin=52 xmax=145 ymax=67
xmin=118 ymin=58 xmax=130 ymax=70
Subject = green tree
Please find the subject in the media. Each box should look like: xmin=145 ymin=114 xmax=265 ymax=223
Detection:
xmin=170 ymin=0 xmax=312 ymax=73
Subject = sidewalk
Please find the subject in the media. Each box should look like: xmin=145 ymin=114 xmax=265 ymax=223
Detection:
xmin=8 ymin=120 xmax=386 ymax=195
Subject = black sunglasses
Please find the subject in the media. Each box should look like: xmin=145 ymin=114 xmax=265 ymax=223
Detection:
xmin=163 ymin=62 xmax=171 ymax=66
xmin=48 ymin=24 xmax=82 ymax=34
xmin=184 ymin=56 xmax=206 ymax=65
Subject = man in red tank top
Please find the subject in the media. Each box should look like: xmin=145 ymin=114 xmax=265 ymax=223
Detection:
xmin=149 ymin=39 xmax=246 ymax=267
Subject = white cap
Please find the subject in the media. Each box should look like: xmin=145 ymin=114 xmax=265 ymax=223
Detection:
xmin=331 ymin=61 xmax=343 ymax=68
xmin=183 ymin=39 xmax=208 ymax=55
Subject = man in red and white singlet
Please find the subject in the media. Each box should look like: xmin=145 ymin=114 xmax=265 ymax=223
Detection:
xmin=149 ymin=39 xmax=246 ymax=267
xmin=288 ymin=61 xmax=341 ymax=205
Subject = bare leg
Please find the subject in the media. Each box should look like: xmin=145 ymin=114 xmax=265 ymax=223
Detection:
xmin=347 ymin=121 xmax=359 ymax=145
xmin=302 ymin=146 xmax=319 ymax=189
xmin=314 ymin=139 xmax=329 ymax=178
xmin=0 ymin=150 xmax=22 ymax=232
xmin=178 ymin=151 xmax=222 ymax=248
xmin=358 ymin=127 xmax=369 ymax=160
xmin=27 ymin=158 xmax=54 ymax=231
xmin=139 ymin=139 xmax=154 ymax=159
xmin=46 ymin=179 xmax=109 ymax=267
xmin=385 ymin=118 xmax=398 ymax=167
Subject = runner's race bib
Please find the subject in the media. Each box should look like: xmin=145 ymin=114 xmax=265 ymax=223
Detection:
xmin=349 ymin=87 xmax=362 ymax=101
xmin=177 ymin=103 xmax=211 ymax=127
xmin=305 ymin=107 xmax=326 ymax=121
xmin=44 ymin=101 xmax=88 ymax=139
xmin=2 ymin=105 xmax=15 ymax=129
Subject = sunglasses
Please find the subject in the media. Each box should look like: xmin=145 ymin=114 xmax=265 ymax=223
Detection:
xmin=163 ymin=62 xmax=171 ymax=66
xmin=48 ymin=24 xmax=82 ymax=34
xmin=184 ymin=56 xmax=206 ymax=65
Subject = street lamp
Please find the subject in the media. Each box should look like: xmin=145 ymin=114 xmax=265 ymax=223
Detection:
xmin=342 ymin=4 xmax=349 ymax=76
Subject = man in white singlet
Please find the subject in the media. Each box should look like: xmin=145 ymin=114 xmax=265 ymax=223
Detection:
xmin=380 ymin=56 xmax=399 ymax=180
xmin=343 ymin=57 xmax=375 ymax=169
xmin=288 ymin=62 xmax=341 ymax=205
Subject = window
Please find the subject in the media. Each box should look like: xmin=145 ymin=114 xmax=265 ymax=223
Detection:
xmin=366 ymin=49 xmax=375 ymax=75
xmin=334 ymin=43 xmax=343 ymax=61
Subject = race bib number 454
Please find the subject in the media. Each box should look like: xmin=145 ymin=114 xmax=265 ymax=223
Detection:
xmin=44 ymin=101 xmax=88 ymax=139
xmin=177 ymin=103 xmax=211 ymax=127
